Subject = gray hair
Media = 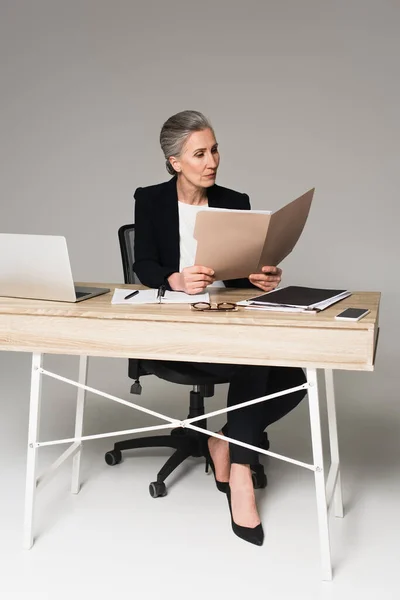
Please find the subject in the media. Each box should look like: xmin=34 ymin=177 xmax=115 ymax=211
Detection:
xmin=160 ymin=110 xmax=214 ymax=175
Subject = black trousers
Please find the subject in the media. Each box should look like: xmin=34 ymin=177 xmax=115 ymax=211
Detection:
xmin=190 ymin=363 xmax=307 ymax=465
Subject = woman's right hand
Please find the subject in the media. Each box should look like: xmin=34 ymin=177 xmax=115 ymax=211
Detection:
xmin=168 ymin=266 xmax=215 ymax=294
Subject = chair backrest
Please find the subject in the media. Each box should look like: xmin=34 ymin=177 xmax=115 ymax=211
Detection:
xmin=118 ymin=224 xmax=138 ymax=284
xmin=118 ymin=223 xmax=148 ymax=385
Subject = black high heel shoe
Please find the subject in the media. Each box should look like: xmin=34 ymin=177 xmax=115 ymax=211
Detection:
xmin=204 ymin=439 xmax=229 ymax=494
xmin=226 ymin=487 xmax=264 ymax=546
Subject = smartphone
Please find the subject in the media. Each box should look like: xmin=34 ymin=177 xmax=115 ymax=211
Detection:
xmin=335 ymin=308 xmax=370 ymax=321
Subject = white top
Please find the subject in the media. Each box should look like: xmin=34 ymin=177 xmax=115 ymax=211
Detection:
xmin=178 ymin=201 xmax=225 ymax=288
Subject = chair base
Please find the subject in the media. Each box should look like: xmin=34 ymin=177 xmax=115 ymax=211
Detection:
xmin=104 ymin=388 xmax=270 ymax=496
xmin=105 ymin=428 xmax=270 ymax=496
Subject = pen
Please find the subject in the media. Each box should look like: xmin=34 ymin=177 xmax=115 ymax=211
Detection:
xmin=124 ymin=290 xmax=139 ymax=300
xmin=157 ymin=285 xmax=166 ymax=303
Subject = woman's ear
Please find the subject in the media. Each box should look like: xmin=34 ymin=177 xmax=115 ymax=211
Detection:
xmin=169 ymin=156 xmax=181 ymax=173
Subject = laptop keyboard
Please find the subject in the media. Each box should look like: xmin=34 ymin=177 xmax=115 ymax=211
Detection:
xmin=75 ymin=291 xmax=89 ymax=298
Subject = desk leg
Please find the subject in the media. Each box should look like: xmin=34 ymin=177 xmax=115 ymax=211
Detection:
xmin=307 ymin=368 xmax=332 ymax=581
xmin=23 ymin=353 xmax=43 ymax=549
xmin=71 ymin=355 xmax=88 ymax=494
xmin=325 ymin=369 xmax=344 ymax=518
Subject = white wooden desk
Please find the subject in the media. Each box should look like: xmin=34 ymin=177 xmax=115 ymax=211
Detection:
xmin=0 ymin=285 xmax=380 ymax=580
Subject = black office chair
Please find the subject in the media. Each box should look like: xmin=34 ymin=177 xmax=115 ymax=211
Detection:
xmin=104 ymin=224 xmax=268 ymax=497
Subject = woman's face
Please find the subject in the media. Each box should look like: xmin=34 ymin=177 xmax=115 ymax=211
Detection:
xmin=170 ymin=128 xmax=220 ymax=188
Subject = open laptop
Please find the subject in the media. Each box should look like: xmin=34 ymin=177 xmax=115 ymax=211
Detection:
xmin=0 ymin=234 xmax=110 ymax=302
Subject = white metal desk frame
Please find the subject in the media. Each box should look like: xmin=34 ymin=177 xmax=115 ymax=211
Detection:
xmin=24 ymin=353 xmax=342 ymax=581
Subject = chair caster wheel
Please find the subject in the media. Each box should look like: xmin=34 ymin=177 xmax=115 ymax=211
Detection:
xmin=252 ymin=472 xmax=268 ymax=489
xmin=251 ymin=465 xmax=268 ymax=489
xmin=260 ymin=432 xmax=270 ymax=451
xmin=149 ymin=481 xmax=167 ymax=498
xmin=105 ymin=450 xmax=122 ymax=466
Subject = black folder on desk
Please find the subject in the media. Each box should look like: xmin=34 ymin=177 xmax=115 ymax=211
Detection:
xmin=240 ymin=286 xmax=351 ymax=313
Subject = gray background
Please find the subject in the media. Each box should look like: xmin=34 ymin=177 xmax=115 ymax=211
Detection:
xmin=0 ymin=2 xmax=399 ymax=596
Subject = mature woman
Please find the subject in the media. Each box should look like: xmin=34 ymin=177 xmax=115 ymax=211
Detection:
xmin=133 ymin=110 xmax=306 ymax=546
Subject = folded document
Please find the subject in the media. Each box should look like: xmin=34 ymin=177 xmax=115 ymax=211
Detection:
xmin=111 ymin=288 xmax=210 ymax=305
xmin=238 ymin=286 xmax=351 ymax=313
xmin=194 ymin=189 xmax=315 ymax=280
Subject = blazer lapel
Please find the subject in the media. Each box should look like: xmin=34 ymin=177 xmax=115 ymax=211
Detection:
xmin=207 ymin=184 xmax=225 ymax=208
xmin=207 ymin=184 xmax=218 ymax=208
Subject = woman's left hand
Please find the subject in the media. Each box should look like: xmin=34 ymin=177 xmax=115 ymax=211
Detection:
xmin=248 ymin=266 xmax=282 ymax=292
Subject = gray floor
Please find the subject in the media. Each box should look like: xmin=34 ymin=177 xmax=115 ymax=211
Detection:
xmin=0 ymin=352 xmax=399 ymax=600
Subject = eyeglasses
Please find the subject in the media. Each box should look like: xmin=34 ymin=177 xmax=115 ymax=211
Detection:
xmin=191 ymin=302 xmax=237 ymax=312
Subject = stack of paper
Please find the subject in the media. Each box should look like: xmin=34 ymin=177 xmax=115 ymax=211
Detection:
xmin=238 ymin=286 xmax=351 ymax=313
xmin=111 ymin=288 xmax=210 ymax=305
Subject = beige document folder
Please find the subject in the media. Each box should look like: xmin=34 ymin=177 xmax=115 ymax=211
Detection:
xmin=194 ymin=188 xmax=314 ymax=280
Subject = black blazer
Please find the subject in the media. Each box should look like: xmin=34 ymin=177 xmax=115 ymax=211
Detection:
xmin=133 ymin=176 xmax=255 ymax=290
